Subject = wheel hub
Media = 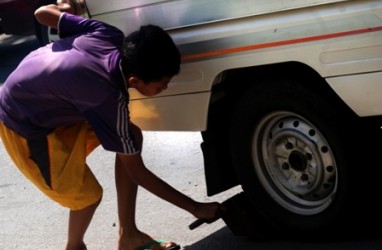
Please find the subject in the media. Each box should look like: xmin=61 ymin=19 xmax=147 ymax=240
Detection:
xmin=252 ymin=112 xmax=337 ymax=215
xmin=288 ymin=150 xmax=308 ymax=172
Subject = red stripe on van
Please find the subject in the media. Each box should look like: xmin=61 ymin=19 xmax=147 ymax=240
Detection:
xmin=182 ymin=26 xmax=382 ymax=61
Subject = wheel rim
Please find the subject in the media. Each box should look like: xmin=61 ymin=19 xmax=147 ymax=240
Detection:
xmin=252 ymin=111 xmax=337 ymax=215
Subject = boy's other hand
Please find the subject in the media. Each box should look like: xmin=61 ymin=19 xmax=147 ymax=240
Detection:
xmin=56 ymin=0 xmax=77 ymax=15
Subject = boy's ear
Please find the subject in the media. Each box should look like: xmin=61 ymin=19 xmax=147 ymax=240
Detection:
xmin=127 ymin=75 xmax=143 ymax=88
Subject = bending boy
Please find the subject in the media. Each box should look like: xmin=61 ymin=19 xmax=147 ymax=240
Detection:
xmin=0 ymin=2 xmax=221 ymax=250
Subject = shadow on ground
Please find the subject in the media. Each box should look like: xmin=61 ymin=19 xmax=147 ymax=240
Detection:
xmin=184 ymin=225 xmax=382 ymax=250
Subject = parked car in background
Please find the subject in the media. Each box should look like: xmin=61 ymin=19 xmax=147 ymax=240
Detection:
xmin=52 ymin=0 xmax=382 ymax=240
xmin=0 ymin=0 xmax=54 ymax=44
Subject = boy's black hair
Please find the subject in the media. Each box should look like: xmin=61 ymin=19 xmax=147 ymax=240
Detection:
xmin=121 ymin=25 xmax=181 ymax=82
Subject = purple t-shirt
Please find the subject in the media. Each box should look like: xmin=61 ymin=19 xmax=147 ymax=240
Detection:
xmin=0 ymin=13 xmax=139 ymax=154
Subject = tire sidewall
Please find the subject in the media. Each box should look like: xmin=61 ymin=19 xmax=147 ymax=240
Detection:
xmin=230 ymin=80 xmax=350 ymax=235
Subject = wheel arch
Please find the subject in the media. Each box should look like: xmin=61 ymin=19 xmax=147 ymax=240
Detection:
xmin=202 ymin=61 xmax=357 ymax=196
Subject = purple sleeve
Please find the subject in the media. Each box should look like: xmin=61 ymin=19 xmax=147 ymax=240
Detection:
xmin=58 ymin=13 xmax=123 ymax=40
xmin=83 ymin=92 xmax=140 ymax=155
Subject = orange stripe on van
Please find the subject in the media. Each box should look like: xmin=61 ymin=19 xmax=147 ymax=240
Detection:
xmin=181 ymin=26 xmax=382 ymax=61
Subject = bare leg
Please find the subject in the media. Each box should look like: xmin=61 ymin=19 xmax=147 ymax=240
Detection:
xmin=115 ymin=124 xmax=187 ymax=249
xmin=115 ymin=152 xmax=177 ymax=249
xmin=115 ymin=154 xmax=151 ymax=249
xmin=66 ymin=199 xmax=101 ymax=250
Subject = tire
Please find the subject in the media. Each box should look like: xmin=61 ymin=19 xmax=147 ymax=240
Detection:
xmin=230 ymin=79 xmax=356 ymax=238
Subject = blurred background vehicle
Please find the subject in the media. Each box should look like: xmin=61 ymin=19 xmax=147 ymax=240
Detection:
xmin=0 ymin=0 xmax=55 ymax=44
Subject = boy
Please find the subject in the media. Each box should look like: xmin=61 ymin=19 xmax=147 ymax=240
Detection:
xmin=0 ymin=2 xmax=221 ymax=250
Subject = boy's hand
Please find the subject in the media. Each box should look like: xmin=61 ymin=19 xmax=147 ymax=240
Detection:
xmin=189 ymin=202 xmax=226 ymax=229
xmin=56 ymin=0 xmax=77 ymax=15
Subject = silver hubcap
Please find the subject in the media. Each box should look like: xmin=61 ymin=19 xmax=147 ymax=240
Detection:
xmin=252 ymin=111 xmax=337 ymax=215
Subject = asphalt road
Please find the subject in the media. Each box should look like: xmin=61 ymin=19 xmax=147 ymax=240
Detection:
xmin=1 ymin=34 xmax=382 ymax=250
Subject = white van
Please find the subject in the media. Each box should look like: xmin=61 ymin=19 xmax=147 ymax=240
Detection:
xmin=66 ymin=0 xmax=382 ymax=238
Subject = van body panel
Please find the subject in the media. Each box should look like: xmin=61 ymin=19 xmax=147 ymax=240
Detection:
xmin=86 ymin=0 xmax=382 ymax=129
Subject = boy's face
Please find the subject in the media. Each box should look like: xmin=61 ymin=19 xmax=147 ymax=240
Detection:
xmin=128 ymin=76 xmax=171 ymax=96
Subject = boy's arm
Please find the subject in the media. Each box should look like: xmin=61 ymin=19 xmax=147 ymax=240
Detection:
xmin=116 ymin=152 xmax=220 ymax=220
xmin=34 ymin=1 xmax=76 ymax=29
xmin=116 ymin=123 xmax=221 ymax=220
xmin=116 ymin=152 xmax=196 ymax=212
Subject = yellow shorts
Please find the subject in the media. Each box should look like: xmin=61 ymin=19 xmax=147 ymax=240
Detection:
xmin=0 ymin=122 xmax=103 ymax=210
